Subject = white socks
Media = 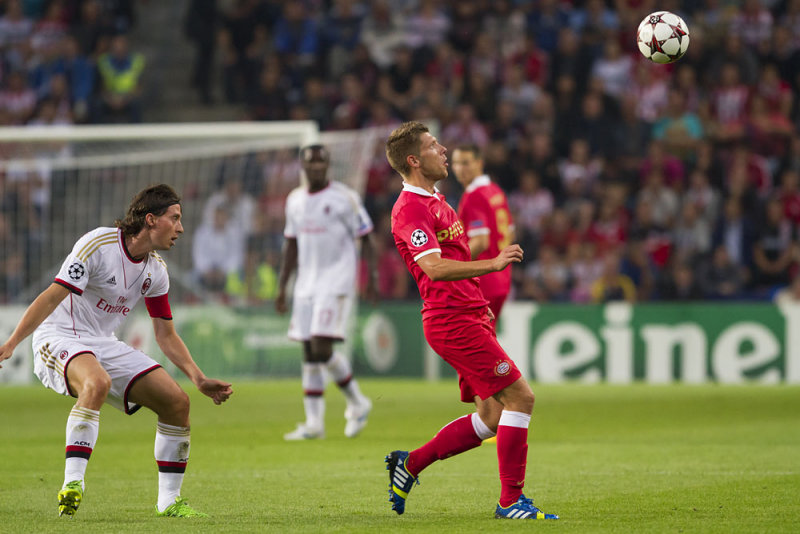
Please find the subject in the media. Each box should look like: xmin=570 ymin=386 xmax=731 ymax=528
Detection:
xmin=64 ymin=406 xmax=100 ymax=490
xmin=302 ymin=362 xmax=326 ymax=429
xmin=327 ymin=351 xmax=365 ymax=405
xmin=154 ymin=422 xmax=190 ymax=513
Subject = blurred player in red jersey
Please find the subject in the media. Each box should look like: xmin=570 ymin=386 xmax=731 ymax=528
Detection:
xmin=451 ymin=144 xmax=515 ymax=320
xmin=0 ymin=184 xmax=232 ymax=518
xmin=383 ymin=122 xmax=558 ymax=521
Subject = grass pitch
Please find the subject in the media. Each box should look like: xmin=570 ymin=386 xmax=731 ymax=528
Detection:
xmin=1 ymin=379 xmax=798 ymax=533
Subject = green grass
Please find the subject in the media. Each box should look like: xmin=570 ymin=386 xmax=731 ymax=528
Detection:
xmin=1 ymin=380 xmax=798 ymax=533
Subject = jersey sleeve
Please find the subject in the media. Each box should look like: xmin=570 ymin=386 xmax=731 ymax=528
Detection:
xmin=346 ymin=188 xmax=374 ymax=237
xmin=54 ymin=230 xmax=111 ymax=295
xmin=393 ymin=200 xmax=440 ymax=262
xmin=283 ymin=189 xmax=299 ymax=238
xmin=459 ymin=193 xmax=491 ymax=238
xmin=144 ymin=254 xmax=171 ymax=319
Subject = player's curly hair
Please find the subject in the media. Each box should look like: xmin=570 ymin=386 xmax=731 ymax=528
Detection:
xmin=385 ymin=121 xmax=429 ymax=177
xmin=115 ymin=184 xmax=181 ymax=236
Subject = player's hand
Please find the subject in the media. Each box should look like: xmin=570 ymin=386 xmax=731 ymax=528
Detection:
xmin=275 ymin=290 xmax=288 ymax=314
xmin=487 ymin=307 xmax=495 ymax=322
xmin=0 ymin=341 xmax=17 ymax=369
xmin=492 ymin=245 xmax=523 ymax=271
xmin=198 ymin=378 xmax=233 ymax=405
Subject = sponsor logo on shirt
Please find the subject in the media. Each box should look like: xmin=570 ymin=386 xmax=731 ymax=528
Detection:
xmin=410 ymin=229 xmax=428 ymax=247
xmin=68 ymin=262 xmax=85 ymax=281
xmin=436 ymin=220 xmax=465 ymax=242
xmin=494 ymin=360 xmax=511 ymax=376
xmin=95 ymin=296 xmax=131 ymax=316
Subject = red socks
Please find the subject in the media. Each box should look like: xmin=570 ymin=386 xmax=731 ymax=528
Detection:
xmin=406 ymin=414 xmax=484 ymax=476
xmin=496 ymin=410 xmax=531 ymax=507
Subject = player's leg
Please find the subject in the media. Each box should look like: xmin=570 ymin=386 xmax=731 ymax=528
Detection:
xmin=58 ymin=353 xmax=110 ymax=516
xmin=127 ymin=369 xmax=206 ymax=517
xmin=314 ymin=336 xmax=371 ymax=438
xmin=285 ymin=297 xmax=325 ymax=440
xmin=313 ymin=294 xmax=371 ymax=436
xmin=492 ymin=379 xmax=558 ymax=519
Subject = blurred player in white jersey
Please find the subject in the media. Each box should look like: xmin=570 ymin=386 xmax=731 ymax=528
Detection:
xmin=0 ymin=184 xmax=233 ymax=518
xmin=276 ymin=144 xmax=377 ymax=440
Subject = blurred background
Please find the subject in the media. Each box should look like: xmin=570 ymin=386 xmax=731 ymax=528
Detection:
xmin=1 ymin=0 xmax=800 ymax=383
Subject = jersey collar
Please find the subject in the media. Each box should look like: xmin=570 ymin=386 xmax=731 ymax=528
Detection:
xmin=402 ymin=181 xmax=442 ymax=199
xmin=465 ymin=174 xmax=491 ymax=193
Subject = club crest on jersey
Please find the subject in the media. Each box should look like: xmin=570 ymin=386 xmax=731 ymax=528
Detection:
xmin=68 ymin=262 xmax=85 ymax=281
xmin=59 ymin=350 xmax=69 ymax=360
xmin=494 ymin=360 xmax=511 ymax=376
xmin=410 ymin=229 xmax=428 ymax=247
xmin=436 ymin=220 xmax=465 ymax=242
xmin=141 ymin=277 xmax=152 ymax=294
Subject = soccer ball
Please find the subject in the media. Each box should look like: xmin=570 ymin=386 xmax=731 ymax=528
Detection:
xmin=637 ymin=11 xmax=690 ymax=64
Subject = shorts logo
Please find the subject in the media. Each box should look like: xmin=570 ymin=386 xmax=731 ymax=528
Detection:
xmin=67 ymin=262 xmax=85 ymax=281
xmin=410 ymin=229 xmax=428 ymax=247
xmin=494 ymin=360 xmax=511 ymax=376
xmin=59 ymin=350 xmax=69 ymax=360
xmin=141 ymin=277 xmax=152 ymax=294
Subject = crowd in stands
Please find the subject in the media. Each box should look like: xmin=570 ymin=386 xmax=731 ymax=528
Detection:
xmin=185 ymin=0 xmax=800 ymax=303
xmin=0 ymin=0 xmax=143 ymax=125
xmin=6 ymin=1 xmax=800 ymax=305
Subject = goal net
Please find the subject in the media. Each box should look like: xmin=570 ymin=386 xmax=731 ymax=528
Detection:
xmin=0 ymin=121 xmax=391 ymax=303
xmin=0 ymin=121 xmax=393 ymax=383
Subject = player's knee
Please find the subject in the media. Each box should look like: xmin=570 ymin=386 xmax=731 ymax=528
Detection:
xmin=81 ymin=372 xmax=112 ymax=401
xmin=172 ymin=389 xmax=191 ymax=418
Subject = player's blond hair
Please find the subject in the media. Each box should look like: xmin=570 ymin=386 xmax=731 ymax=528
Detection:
xmin=385 ymin=121 xmax=429 ymax=177
xmin=115 ymin=184 xmax=181 ymax=236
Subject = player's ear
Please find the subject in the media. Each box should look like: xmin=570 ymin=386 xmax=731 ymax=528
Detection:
xmin=145 ymin=212 xmax=156 ymax=228
xmin=407 ymin=154 xmax=419 ymax=168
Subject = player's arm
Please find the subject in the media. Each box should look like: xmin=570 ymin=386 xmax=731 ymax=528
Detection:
xmin=275 ymin=237 xmax=298 ymax=314
xmin=416 ymin=244 xmax=523 ymax=282
xmin=468 ymin=233 xmax=490 ymax=260
xmin=151 ymin=316 xmax=233 ymax=405
xmin=361 ymin=232 xmax=379 ymax=302
xmin=0 ymin=283 xmax=70 ymax=368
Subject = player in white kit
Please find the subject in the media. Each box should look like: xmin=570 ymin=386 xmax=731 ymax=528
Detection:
xmin=0 ymin=184 xmax=233 ymax=518
xmin=276 ymin=145 xmax=376 ymax=440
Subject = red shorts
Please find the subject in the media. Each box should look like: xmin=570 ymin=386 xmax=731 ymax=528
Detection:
xmin=423 ymin=307 xmax=521 ymax=403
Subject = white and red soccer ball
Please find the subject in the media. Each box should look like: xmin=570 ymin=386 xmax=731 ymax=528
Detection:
xmin=637 ymin=11 xmax=690 ymax=64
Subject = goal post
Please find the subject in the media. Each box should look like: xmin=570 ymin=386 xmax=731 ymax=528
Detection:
xmin=0 ymin=121 xmax=399 ymax=304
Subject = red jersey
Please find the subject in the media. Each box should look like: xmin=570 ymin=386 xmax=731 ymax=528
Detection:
xmin=392 ymin=182 xmax=488 ymax=317
xmin=457 ymin=175 xmax=514 ymax=298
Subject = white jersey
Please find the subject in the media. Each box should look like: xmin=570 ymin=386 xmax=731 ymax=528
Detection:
xmin=35 ymin=227 xmax=170 ymax=340
xmin=284 ymin=182 xmax=373 ymax=298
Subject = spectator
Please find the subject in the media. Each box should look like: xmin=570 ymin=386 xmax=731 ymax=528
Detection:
xmin=192 ymin=205 xmax=245 ymax=296
xmin=95 ymin=34 xmax=144 ymax=123
xmin=183 ymin=0 xmax=218 ymax=105
xmin=712 ymin=197 xmax=756 ymax=277
xmin=752 ymin=196 xmax=797 ymax=291
xmin=441 ymin=103 xmax=489 ymax=149
xmin=0 ymin=70 xmax=36 ymax=124
xmin=590 ymin=248 xmax=636 ymax=303
xmin=590 ymin=39 xmax=633 ymax=102
xmin=521 ymin=244 xmax=570 ymax=302
xmin=652 ymin=90 xmax=704 ymax=161
xmin=658 ymin=262 xmax=704 ymax=301
xmin=697 ymin=245 xmax=747 ymax=300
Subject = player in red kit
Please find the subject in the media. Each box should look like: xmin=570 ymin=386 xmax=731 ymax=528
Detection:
xmin=383 ymin=121 xmax=558 ymax=520
xmin=451 ymin=144 xmax=515 ymax=320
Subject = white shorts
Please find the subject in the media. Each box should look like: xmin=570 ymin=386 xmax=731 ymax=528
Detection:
xmin=32 ymin=333 xmax=161 ymax=415
xmin=288 ymin=294 xmax=353 ymax=341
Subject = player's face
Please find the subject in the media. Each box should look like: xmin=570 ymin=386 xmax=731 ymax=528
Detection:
xmin=302 ymin=148 xmax=329 ymax=190
xmin=416 ymin=133 xmax=448 ymax=181
xmin=152 ymin=204 xmax=183 ymax=250
xmin=450 ymin=149 xmax=482 ymax=187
